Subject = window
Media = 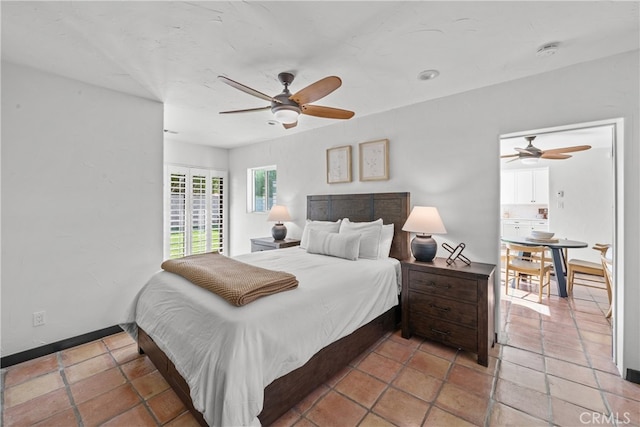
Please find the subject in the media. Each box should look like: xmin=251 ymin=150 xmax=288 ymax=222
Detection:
xmin=247 ymin=165 xmax=277 ymax=213
xmin=166 ymin=166 xmax=226 ymax=259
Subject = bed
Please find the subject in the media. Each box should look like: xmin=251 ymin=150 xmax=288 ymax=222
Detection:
xmin=129 ymin=192 xmax=410 ymax=426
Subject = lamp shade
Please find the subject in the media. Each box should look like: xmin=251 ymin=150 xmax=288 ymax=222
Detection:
xmin=267 ymin=205 xmax=291 ymax=223
xmin=402 ymin=206 xmax=447 ymax=262
xmin=402 ymin=206 xmax=447 ymax=235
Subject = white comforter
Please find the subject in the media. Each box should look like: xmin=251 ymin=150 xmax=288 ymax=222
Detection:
xmin=125 ymin=247 xmax=399 ymax=426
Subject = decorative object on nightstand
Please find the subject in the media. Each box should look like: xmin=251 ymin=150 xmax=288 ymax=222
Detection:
xmin=250 ymin=237 xmax=301 ymax=252
xmin=267 ymin=205 xmax=291 ymax=240
xmin=442 ymin=242 xmax=471 ymax=265
xmin=401 ymin=258 xmax=496 ymax=366
xmin=401 ymin=206 xmax=447 ymax=262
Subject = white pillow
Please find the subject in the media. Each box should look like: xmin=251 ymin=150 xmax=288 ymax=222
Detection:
xmin=306 ymin=229 xmax=361 ymax=261
xmin=339 ymin=218 xmax=383 ymax=259
xmin=379 ymin=223 xmax=394 ymax=259
xmin=300 ymin=219 xmax=342 ymax=249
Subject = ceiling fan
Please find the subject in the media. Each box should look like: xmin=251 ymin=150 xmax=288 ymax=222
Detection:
xmin=217 ymin=72 xmax=354 ymax=129
xmin=501 ymin=136 xmax=591 ymax=163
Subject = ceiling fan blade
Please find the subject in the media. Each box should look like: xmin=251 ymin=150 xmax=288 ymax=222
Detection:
xmin=301 ymin=104 xmax=355 ymax=120
xmin=541 ymin=153 xmax=572 ymax=160
xmin=219 ymin=106 xmax=271 ymax=114
xmin=218 ymin=76 xmax=280 ymax=103
xmin=283 ymin=121 xmax=297 ymax=129
xmin=500 ymin=153 xmax=520 ymax=159
xmin=290 ymin=76 xmax=342 ymax=105
xmin=515 ymin=147 xmax=538 ymax=155
xmin=542 ymin=145 xmax=592 ymax=155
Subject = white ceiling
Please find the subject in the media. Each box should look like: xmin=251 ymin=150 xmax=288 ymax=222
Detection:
xmin=2 ymin=1 xmax=638 ymax=148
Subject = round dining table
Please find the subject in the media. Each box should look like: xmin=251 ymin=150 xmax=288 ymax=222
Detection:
xmin=501 ymin=236 xmax=588 ymax=298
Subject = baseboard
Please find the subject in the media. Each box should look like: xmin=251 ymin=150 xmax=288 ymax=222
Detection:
xmin=626 ymin=368 xmax=640 ymax=384
xmin=1 ymin=325 xmax=123 ymax=369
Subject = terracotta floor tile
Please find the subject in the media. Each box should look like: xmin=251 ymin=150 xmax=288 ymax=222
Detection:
xmin=542 ymin=330 xmax=584 ymax=351
xmin=335 ymin=369 xmax=386 ymax=408
xmin=589 ymin=354 xmax=620 ymax=375
xmin=358 ymin=412 xmax=396 ymax=427
xmin=131 ymin=369 xmax=170 ymax=400
xmin=164 ymin=411 xmax=202 ymax=427
xmin=147 ymin=388 xmax=187 ymax=424
xmin=583 ymin=340 xmax=613 ymax=359
xmin=31 ymin=407 xmax=78 ymax=427
xmin=494 ymin=378 xmax=550 ymax=421
xmin=61 ymin=340 xmax=108 ymax=366
xmin=501 ymin=346 xmax=545 ymax=372
xmin=388 ymin=329 xmax=422 ymax=349
xmin=604 ymin=392 xmax=640 ymax=426
xmin=120 ymin=355 xmax=157 ymax=380
xmin=595 ymin=370 xmax=640 ymax=401
xmin=103 ymin=331 xmax=136 ymax=351
xmin=70 ymin=367 xmax=127 ymax=404
xmin=3 ymin=354 xmax=58 ymax=388
xmin=325 ymin=365 xmax=351 ymax=388
xmin=2 ymin=388 xmax=71 ymax=426
xmin=544 ymin=342 xmax=589 ymax=366
xmin=434 ymin=382 xmax=489 ymax=426
xmin=580 ymin=329 xmax=612 ymax=346
xmin=542 ymin=320 xmax=580 ymax=337
xmin=548 ymin=375 xmax=607 ymax=413
xmin=101 ymin=403 xmax=158 ymax=426
xmin=373 ymin=387 xmax=429 ymax=426
xmin=447 ymin=364 xmax=494 ymax=398
xmin=357 ymin=352 xmax=403 ymax=383
xmin=418 ymin=339 xmax=459 ymax=361
xmin=65 ymin=353 xmax=116 ymax=384
xmin=392 ymin=366 xmax=442 ymax=403
xmin=111 ymin=342 xmax=143 ymax=365
xmin=499 ymin=360 xmax=547 ymax=394
xmin=424 ymin=406 xmax=476 ymax=427
xmin=545 ymin=357 xmax=599 ymax=388
xmin=455 ymin=351 xmax=498 ymax=376
xmin=406 ymin=350 xmax=451 ymax=380
xmin=506 ymin=331 xmax=543 ymax=354
xmin=294 ymin=418 xmax=317 ymax=427
xmin=77 ymin=384 xmax=141 ymax=427
xmin=3 ymin=371 xmax=65 ymax=408
xmin=271 ymin=408 xmax=301 ymax=427
xmin=576 ymin=319 xmax=613 ymax=335
xmin=489 ymin=401 xmax=548 ymax=426
xmin=550 ymin=396 xmax=612 ymax=427
xmin=305 ymin=390 xmax=366 ymax=427
xmin=374 ymin=338 xmax=415 ymax=363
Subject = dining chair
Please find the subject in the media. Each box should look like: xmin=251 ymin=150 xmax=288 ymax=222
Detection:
xmin=567 ymin=243 xmax=610 ymax=302
xmin=601 ymin=252 xmax=613 ymax=318
xmin=504 ymin=243 xmax=552 ymax=303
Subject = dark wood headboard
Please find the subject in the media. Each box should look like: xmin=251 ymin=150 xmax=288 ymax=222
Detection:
xmin=307 ymin=192 xmax=410 ymax=260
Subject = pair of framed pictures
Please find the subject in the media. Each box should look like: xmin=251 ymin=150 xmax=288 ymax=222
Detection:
xmin=326 ymin=139 xmax=389 ymax=184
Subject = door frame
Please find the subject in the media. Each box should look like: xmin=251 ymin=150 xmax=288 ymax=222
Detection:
xmin=499 ymin=117 xmax=624 ymax=374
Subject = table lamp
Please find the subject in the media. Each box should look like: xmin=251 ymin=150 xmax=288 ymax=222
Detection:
xmin=402 ymin=206 xmax=447 ymax=262
xmin=267 ymin=205 xmax=291 ymax=240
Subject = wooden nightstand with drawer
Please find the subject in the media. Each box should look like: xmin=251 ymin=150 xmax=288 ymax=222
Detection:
xmin=401 ymin=257 xmax=496 ymax=366
xmin=250 ymin=237 xmax=301 ymax=252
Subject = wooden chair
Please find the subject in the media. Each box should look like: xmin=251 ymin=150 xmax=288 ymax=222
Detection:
xmin=601 ymin=253 xmax=613 ymax=318
xmin=567 ymin=243 xmax=610 ymax=297
xmin=504 ymin=243 xmax=552 ymax=303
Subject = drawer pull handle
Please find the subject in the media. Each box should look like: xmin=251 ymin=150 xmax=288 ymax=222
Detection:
xmin=431 ymin=328 xmax=450 ymax=336
xmin=429 ymin=304 xmax=451 ymax=312
xmin=426 ymin=281 xmax=451 ymax=289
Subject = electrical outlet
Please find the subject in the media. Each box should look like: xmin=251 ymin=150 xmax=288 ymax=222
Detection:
xmin=33 ymin=311 xmax=45 ymax=327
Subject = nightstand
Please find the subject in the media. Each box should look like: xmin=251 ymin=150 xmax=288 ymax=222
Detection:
xmin=401 ymin=257 xmax=496 ymax=366
xmin=250 ymin=237 xmax=301 ymax=252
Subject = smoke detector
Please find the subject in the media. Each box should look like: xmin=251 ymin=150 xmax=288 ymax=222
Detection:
xmin=536 ymin=42 xmax=560 ymax=57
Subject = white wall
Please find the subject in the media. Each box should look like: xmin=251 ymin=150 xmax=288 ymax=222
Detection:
xmin=164 ymin=139 xmax=228 ymax=170
xmin=228 ymin=51 xmax=639 ymax=376
xmin=1 ymin=62 xmax=164 ymax=356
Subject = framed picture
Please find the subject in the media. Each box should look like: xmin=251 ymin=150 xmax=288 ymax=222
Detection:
xmin=326 ymin=145 xmax=352 ymax=184
xmin=359 ymin=139 xmax=389 ymax=181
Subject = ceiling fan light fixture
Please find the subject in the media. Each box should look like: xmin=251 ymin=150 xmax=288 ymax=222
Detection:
xmin=521 ymin=157 xmax=540 ymax=165
xmin=273 ymin=106 xmax=300 ymax=124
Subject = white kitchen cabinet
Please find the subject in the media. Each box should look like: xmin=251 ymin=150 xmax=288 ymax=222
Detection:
xmin=501 ymin=168 xmax=549 ymax=205
xmin=502 ymin=219 xmax=549 ymax=236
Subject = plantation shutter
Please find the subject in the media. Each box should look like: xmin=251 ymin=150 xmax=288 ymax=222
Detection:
xmin=166 ymin=166 xmax=226 ymax=259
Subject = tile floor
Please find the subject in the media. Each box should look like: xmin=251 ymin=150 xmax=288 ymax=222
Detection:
xmin=2 ymin=273 xmax=639 ymax=426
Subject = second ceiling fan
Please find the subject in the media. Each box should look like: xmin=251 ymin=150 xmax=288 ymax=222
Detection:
xmin=218 ymin=72 xmax=355 ymax=129
xmin=501 ymin=136 xmax=591 ymax=163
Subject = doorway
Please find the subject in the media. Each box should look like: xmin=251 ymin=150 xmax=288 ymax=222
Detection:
xmin=499 ymin=118 xmax=622 ymax=374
